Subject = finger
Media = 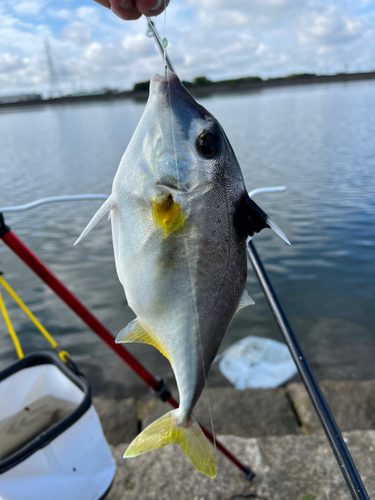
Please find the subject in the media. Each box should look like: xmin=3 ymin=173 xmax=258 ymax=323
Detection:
xmin=110 ymin=0 xmax=142 ymax=20
xmin=135 ymin=0 xmax=170 ymax=17
xmin=93 ymin=0 xmax=112 ymax=9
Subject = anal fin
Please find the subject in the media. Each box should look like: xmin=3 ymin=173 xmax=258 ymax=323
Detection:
xmin=115 ymin=318 xmax=171 ymax=363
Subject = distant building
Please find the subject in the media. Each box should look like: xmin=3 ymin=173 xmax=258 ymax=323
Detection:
xmin=0 ymin=94 xmax=42 ymax=104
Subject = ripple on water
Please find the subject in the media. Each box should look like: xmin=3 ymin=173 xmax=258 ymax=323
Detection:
xmin=1 ymin=81 xmax=375 ymax=385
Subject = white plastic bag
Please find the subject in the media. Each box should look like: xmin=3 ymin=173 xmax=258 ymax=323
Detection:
xmin=218 ymin=336 xmax=297 ymax=389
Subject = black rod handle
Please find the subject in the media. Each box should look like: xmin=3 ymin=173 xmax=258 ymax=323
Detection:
xmin=247 ymin=240 xmax=369 ymax=500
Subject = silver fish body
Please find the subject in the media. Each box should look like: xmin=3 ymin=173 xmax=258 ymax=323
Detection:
xmin=113 ymin=72 xmax=249 ymax=421
xmin=76 ymin=72 xmax=288 ymax=476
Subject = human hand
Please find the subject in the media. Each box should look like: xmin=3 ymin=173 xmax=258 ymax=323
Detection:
xmin=93 ymin=0 xmax=170 ymax=21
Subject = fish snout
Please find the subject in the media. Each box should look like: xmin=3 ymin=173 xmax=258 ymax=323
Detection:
xmin=150 ymin=71 xmax=182 ymax=95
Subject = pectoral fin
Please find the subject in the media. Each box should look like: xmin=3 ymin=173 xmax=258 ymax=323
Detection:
xmin=236 ymin=289 xmax=255 ymax=313
xmin=115 ymin=318 xmax=171 ymax=363
xmin=243 ymin=195 xmax=290 ymax=245
xmin=74 ymin=196 xmax=114 ymax=246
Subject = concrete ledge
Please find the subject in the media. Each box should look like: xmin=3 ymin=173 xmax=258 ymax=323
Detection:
xmin=287 ymin=380 xmax=375 ymax=434
xmin=93 ymin=396 xmax=138 ymax=446
xmin=106 ymin=430 xmax=374 ymax=500
xmin=139 ymin=387 xmax=300 ymax=438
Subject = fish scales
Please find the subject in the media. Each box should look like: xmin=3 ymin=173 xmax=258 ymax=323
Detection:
xmin=75 ymin=71 xmax=289 ymax=477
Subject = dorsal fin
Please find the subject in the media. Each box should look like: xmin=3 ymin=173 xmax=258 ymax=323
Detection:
xmin=236 ymin=289 xmax=255 ymax=313
xmin=115 ymin=318 xmax=171 ymax=363
xmin=243 ymin=196 xmax=290 ymax=245
xmin=74 ymin=196 xmax=114 ymax=246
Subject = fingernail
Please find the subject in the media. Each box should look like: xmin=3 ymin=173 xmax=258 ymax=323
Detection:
xmin=150 ymin=0 xmax=163 ymax=11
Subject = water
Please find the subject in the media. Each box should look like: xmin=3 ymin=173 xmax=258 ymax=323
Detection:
xmin=0 ymin=80 xmax=375 ymax=396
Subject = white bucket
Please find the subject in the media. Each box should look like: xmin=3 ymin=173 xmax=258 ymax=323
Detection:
xmin=0 ymin=351 xmax=115 ymax=500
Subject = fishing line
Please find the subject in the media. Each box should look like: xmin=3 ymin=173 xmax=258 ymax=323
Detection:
xmin=163 ymin=1 xmax=167 ymax=77
xmin=196 ymin=324 xmax=225 ymax=499
xmin=161 ymin=3 xmax=179 ymax=185
xmin=158 ymin=8 xmax=223 ymax=494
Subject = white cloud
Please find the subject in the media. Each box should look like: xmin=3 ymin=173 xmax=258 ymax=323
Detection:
xmin=63 ymin=21 xmax=91 ymax=46
xmin=121 ymin=33 xmax=155 ymax=56
xmin=0 ymin=53 xmax=27 ymax=73
xmin=0 ymin=0 xmax=375 ymax=96
xmin=298 ymin=7 xmax=363 ymax=45
xmin=47 ymin=9 xmax=71 ymax=20
xmin=76 ymin=6 xmax=100 ymax=23
xmin=13 ymin=0 xmax=52 ymax=16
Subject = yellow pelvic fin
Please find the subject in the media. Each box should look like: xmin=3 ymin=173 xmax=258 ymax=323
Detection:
xmin=115 ymin=318 xmax=171 ymax=363
xmin=124 ymin=410 xmax=217 ymax=478
xmin=152 ymin=193 xmax=187 ymax=236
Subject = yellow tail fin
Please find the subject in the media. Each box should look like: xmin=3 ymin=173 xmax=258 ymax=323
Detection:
xmin=124 ymin=409 xmax=216 ymax=478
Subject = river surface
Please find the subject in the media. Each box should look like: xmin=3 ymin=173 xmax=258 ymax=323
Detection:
xmin=0 ymin=80 xmax=375 ymax=397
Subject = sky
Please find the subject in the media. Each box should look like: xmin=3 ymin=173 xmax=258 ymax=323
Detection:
xmin=1 ymin=0 xmax=375 ymax=96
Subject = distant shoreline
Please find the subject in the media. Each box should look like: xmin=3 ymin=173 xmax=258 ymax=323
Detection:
xmin=1 ymin=71 xmax=375 ymax=110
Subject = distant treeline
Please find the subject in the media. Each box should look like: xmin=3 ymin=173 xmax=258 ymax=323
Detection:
xmin=2 ymin=71 xmax=374 ymax=110
xmin=132 ymin=73 xmax=323 ymax=92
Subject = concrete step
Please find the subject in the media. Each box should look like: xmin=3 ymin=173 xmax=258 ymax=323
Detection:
xmin=286 ymin=380 xmax=375 ymax=434
xmin=106 ymin=430 xmax=374 ymax=500
xmin=93 ymin=380 xmax=375 ymax=446
xmin=138 ymin=386 xmax=300 ymax=438
xmin=93 ymin=396 xmax=138 ymax=446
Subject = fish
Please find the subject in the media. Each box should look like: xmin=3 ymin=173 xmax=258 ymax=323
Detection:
xmin=75 ymin=71 xmax=289 ymax=477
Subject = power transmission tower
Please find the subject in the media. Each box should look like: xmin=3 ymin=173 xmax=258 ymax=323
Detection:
xmin=45 ymin=38 xmax=62 ymax=98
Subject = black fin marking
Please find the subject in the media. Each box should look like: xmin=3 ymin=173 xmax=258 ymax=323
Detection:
xmin=242 ymin=195 xmax=290 ymax=245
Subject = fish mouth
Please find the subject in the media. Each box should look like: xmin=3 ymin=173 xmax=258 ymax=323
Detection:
xmin=150 ymin=71 xmax=183 ymax=97
xmin=151 ymin=71 xmax=181 ymax=86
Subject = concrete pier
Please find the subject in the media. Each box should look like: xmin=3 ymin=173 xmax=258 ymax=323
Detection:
xmin=92 ymin=380 xmax=375 ymax=499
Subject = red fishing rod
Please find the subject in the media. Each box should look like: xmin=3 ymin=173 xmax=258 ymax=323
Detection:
xmin=0 ymin=212 xmax=253 ymax=480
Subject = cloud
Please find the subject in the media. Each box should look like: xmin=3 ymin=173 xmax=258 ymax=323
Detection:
xmin=0 ymin=53 xmax=27 ymax=73
xmin=297 ymin=6 xmax=363 ymax=45
xmin=63 ymin=21 xmax=91 ymax=46
xmin=47 ymin=9 xmax=71 ymax=20
xmin=0 ymin=0 xmax=375 ymax=96
xmin=13 ymin=0 xmax=51 ymax=16
xmin=76 ymin=6 xmax=100 ymax=23
xmin=121 ymin=33 xmax=155 ymax=56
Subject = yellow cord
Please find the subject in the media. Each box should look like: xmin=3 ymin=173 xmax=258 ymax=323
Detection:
xmin=0 ymin=275 xmax=57 ymax=348
xmin=59 ymin=350 xmax=70 ymax=363
xmin=0 ymin=290 xmax=24 ymax=359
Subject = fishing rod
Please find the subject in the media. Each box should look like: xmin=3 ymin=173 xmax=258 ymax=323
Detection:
xmin=1 ymin=196 xmax=370 ymax=496
xmin=247 ymin=237 xmax=370 ymax=500
xmin=0 ymin=207 xmax=253 ymax=480
xmin=146 ymin=16 xmax=369 ymax=495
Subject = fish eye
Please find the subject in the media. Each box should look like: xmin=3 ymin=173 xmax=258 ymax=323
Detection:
xmin=196 ymin=132 xmax=219 ymax=158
